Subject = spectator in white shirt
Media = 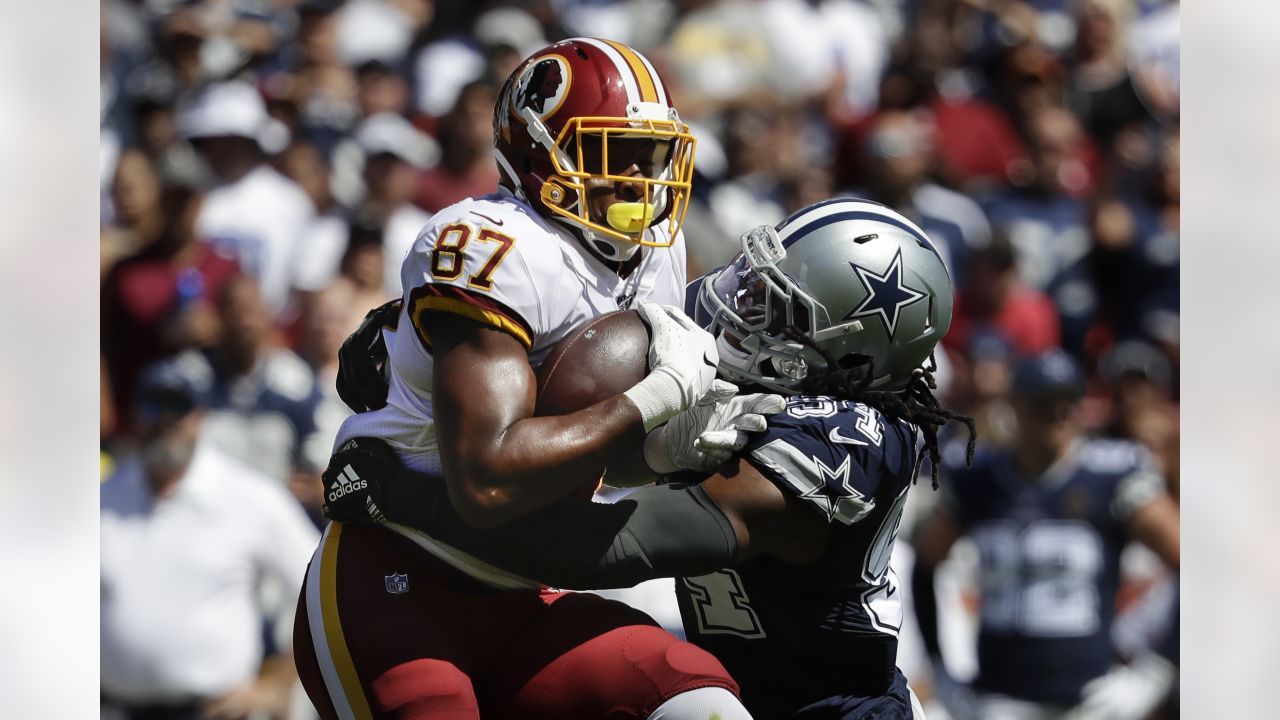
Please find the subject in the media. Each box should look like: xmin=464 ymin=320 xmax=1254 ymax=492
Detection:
xmin=179 ymin=80 xmax=315 ymax=319
xmin=101 ymin=353 xmax=320 ymax=720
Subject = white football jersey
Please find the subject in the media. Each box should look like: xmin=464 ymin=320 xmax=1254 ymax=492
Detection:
xmin=334 ymin=188 xmax=685 ymax=587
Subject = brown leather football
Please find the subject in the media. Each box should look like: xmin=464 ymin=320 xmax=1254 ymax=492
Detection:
xmin=535 ymin=309 xmax=650 ymax=415
xmin=535 ymin=309 xmax=653 ymax=488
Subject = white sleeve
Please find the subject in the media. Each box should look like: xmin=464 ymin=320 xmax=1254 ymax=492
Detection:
xmin=401 ymin=209 xmax=554 ymax=351
xmin=253 ymin=486 xmax=321 ymax=649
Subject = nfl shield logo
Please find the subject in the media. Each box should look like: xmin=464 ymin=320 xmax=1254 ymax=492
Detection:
xmin=384 ymin=573 xmax=409 ymax=594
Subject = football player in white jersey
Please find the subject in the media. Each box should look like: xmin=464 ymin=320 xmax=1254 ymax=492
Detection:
xmin=292 ymin=39 xmax=777 ymax=720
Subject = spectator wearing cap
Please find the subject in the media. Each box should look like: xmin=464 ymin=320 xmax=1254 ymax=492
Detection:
xmin=101 ymin=353 xmax=319 ymax=720
xmin=954 ymin=331 xmax=1020 ymax=448
xmin=1102 ymin=340 xmax=1178 ymax=496
xmin=912 ymin=350 xmax=1179 ymax=720
xmin=180 ymin=80 xmax=316 ymax=319
xmin=850 ymin=109 xmax=993 ymax=288
xmin=352 ymin=112 xmax=436 ymax=298
xmin=413 ymin=80 xmax=500 ymax=214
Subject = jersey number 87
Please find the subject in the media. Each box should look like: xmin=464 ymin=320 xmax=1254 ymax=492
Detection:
xmin=430 ymin=223 xmax=516 ymax=291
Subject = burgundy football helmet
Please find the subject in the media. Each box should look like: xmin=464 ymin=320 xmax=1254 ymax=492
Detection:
xmin=493 ymin=38 xmax=697 ymax=261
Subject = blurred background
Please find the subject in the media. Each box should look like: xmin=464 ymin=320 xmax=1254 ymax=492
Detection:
xmin=95 ymin=0 xmax=1180 ymax=718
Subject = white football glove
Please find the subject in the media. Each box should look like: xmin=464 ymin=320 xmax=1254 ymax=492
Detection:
xmin=642 ymin=380 xmax=787 ymax=474
xmin=623 ymin=303 xmax=721 ymax=432
xmin=1063 ymin=652 xmax=1176 ymax=720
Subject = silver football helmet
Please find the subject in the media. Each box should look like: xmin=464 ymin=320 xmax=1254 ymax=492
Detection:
xmin=694 ymin=198 xmax=953 ymax=392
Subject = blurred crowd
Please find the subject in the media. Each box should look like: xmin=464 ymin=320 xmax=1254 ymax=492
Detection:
xmin=99 ymin=0 xmax=1179 ymax=716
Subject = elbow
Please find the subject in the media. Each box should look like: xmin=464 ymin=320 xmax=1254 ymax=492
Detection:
xmin=447 ymin=476 xmax=521 ymax=530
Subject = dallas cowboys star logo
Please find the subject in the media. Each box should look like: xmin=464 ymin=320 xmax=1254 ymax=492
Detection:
xmin=799 ymin=454 xmax=874 ymax=524
xmin=846 ymin=249 xmax=926 ymax=340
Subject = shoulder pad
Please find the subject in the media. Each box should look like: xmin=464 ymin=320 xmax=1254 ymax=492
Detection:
xmin=405 ymin=196 xmax=567 ymax=349
xmin=740 ymin=398 xmax=916 ymax=525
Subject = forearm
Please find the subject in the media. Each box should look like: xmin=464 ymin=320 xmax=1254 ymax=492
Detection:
xmin=522 ymin=483 xmax=740 ymax=589
xmin=382 ymin=477 xmax=738 ymax=589
xmin=443 ymin=395 xmax=646 ymax=525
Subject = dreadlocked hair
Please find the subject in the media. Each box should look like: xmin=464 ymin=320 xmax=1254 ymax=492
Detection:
xmin=784 ymin=328 xmax=977 ymax=490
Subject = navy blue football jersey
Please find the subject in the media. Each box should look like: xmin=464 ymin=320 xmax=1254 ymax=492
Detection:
xmin=675 ymin=395 xmax=922 ymax=718
xmin=940 ymin=437 xmax=1166 ymax=704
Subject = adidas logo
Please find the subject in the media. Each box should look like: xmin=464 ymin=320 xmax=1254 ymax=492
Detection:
xmin=327 ymin=464 xmax=368 ymax=502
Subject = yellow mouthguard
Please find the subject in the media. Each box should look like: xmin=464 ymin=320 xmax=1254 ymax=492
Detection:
xmin=606 ymin=202 xmax=655 ymax=234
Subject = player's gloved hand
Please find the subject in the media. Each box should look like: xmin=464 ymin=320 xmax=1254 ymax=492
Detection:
xmin=623 ymin=303 xmax=720 ymax=432
xmin=321 ymin=437 xmax=401 ymax=525
xmin=1063 ymin=652 xmax=1176 ymax=720
xmin=336 ymin=299 xmax=402 ymax=413
xmin=642 ymin=380 xmax=786 ymax=473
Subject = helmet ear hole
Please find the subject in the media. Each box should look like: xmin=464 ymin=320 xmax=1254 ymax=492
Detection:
xmin=838 ymin=353 xmax=872 ymax=371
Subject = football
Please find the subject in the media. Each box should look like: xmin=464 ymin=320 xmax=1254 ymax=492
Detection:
xmin=535 ymin=309 xmax=654 ymax=487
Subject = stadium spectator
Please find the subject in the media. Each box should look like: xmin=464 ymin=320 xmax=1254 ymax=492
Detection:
xmin=413 ymin=80 xmax=501 ymax=213
xmin=1066 ymin=0 xmax=1154 ymax=147
xmin=293 ymin=282 xmax=363 ymax=519
xmin=946 ymin=231 xmax=1062 ymax=358
xmin=876 ymin=6 xmax=1027 ymax=190
xmin=102 ymin=149 xmax=166 ymax=278
xmin=354 ymin=59 xmax=410 ymax=119
xmin=198 ymin=276 xmax=328 ymax=493
xmin=852 ymin=108 xmax=993 ymax=286
xmin=278 ymin=1 xmax=360 ymax=156
xmin=351 ymin=112 xmax=436 ymax=298
xmin=101 ymin=353 xmax=319 ymax=720
xmin=102 ymin=183 xmax=239 ymax=437
xmin=1091 ymin=127 xmax=1180 ymax=351
xmin=180 ymin=80 xmax=315 ymax=318
xmin=953 ymin=331 xmax=1021 ymax=449
xmin=1101 ymin=340 xmax=1179 ymax=494
xmin=981 ymin=105 xmax=1097 ymax=356
xmin=279 ymin=140 xmax=351 ymax=297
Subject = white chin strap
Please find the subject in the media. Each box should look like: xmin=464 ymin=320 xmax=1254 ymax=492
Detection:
xmin=579 ymin=225 xmax=640 ymax=262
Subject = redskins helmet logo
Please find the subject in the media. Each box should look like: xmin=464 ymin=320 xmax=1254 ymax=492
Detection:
xmin=511 ymin=55 xmax=571 ymax=122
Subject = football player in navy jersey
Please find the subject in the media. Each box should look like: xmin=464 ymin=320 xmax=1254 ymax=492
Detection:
xmin=327 ymin=198 xmax=977 ymax=718
xmin=911 ymin=350 xmax=1180 ymax=720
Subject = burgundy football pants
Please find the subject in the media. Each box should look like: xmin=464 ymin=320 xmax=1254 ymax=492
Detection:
xmin=294 ymin=522 xmax=739 ymax=719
